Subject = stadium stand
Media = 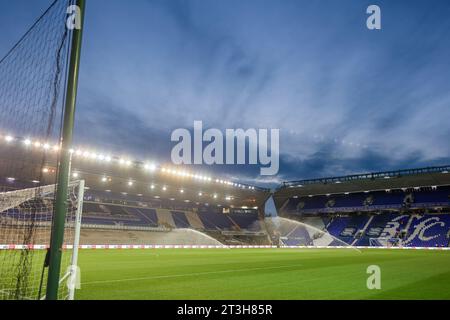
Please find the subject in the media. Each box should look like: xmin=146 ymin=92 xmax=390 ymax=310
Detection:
xmin=2 ymin=140 xmax=450 ymax=249
xmin=274 ymin=166 xmax=450 ymax=248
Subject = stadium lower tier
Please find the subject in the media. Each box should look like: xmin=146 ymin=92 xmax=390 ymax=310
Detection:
xmin=2 ymin=199 xmax=450 ymax=247
xmin=278 ymin=213 xmax=450 ymax=248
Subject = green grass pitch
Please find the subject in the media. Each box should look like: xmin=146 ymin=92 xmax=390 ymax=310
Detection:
xmin=75 ymin=248 xmax=450 ymax=300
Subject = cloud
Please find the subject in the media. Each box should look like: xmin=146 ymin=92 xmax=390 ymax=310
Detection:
xmin=70 ymin=0 xmax=450 ymax=182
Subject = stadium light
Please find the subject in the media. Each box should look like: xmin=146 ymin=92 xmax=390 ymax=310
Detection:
xmin=0 ymin=131 xmax=262 ymax=191
xmin=144 ymin=163 xmax=157 ymax=172
xmin=72 ymin=172 xmax=79 ymax=178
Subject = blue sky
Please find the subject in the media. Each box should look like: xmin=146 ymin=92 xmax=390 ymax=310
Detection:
xmin=1 ymin=0 xmax=450 ymax=187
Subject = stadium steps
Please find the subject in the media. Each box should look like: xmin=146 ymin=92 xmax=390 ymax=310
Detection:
xmin=226 ymin=216 xmax=242 ymax=231
xmin=124 ymin=207 xmax=158 ymax=227
xmin=361 ymin=215 xmax=374 ymax=232
xmin=184 ymin=211 xmax=205 ymax=229
xmin=171 ymin=211 xmax=191 ymax=228
xmin=278 ymin=199 xmax=290 ymax=214
xmin=156 ymin=209 xmax=176 ymax=228
xmin=404 ymin=214 xmax=416 ymax=234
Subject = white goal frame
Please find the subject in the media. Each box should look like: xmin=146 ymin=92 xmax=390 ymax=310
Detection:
xmin=0 ymin=180 xmax=85 ymax=300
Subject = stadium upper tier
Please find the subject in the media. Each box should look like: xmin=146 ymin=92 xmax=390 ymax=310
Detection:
xmin=280 ymin=186 xmax=450 ymax=214
xmin=274 ymin=165 xmax=450 ymax=213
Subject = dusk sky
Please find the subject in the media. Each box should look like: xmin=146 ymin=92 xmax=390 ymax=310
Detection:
xmin=1 ymin=0 xmax=450 ymax=187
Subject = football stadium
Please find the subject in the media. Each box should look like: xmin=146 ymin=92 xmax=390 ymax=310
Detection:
xmin=1 ymin=0 xmax=450 ymax=304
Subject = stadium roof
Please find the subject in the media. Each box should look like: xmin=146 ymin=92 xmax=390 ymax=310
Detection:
xmin=0 ymin=139 xmax=271 ymax=209
xmin=0 ymin=132 xmax=267 ymax=191
xmin=276 ymin=165 xmax=450 ymax=198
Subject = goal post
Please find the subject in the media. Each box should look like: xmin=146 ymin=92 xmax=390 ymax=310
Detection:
xmin=0 ymin=180 xmax=85 ymax=300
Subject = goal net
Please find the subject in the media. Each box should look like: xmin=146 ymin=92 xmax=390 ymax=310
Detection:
xmin=369 ymin=237 xmax=402 ymax=248
xmin=0 ymin=180 xmax=84 ymax=300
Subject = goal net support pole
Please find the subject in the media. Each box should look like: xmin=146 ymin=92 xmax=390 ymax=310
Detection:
xmin=46 ymin=0 xmax=86 ymax=300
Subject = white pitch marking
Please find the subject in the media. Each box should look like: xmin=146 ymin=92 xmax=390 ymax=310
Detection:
xmin=82 ymin=264 xmax=303 ymax=285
